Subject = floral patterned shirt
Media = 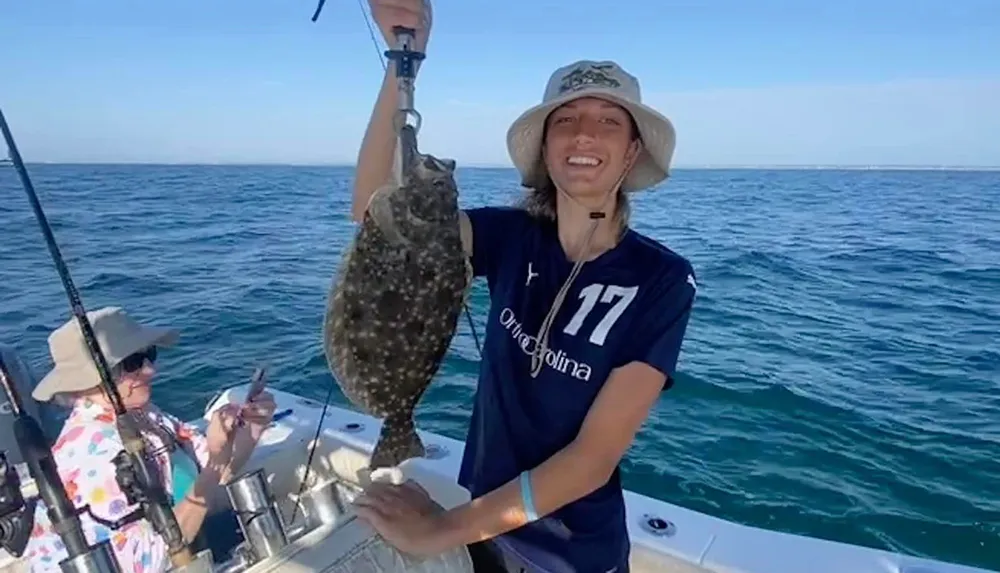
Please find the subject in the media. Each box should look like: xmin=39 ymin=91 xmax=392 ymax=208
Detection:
xmin=24 ymin=399 xmax=211 ymax=573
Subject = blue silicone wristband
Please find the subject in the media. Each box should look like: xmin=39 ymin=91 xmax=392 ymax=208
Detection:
xmin=519 ymin=470 xmax=538 ymax=522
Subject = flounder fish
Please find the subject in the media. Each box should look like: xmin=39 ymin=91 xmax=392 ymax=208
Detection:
xmin=323 ymin=126 xmax=471 ymax=470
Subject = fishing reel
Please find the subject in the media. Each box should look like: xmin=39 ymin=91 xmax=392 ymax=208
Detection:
xmin=0 ymin=438 xmax=124 ymax=573
xmin=0 ymin=451 xmax=34 ymax=559
xmin=68 ymin=448 xmax=157 ymax=534
xmin=0 ymin=421 xmax=204 ymax=572
xmin=2 ymin=107 xmax=209 ymax=572
xmin=106 ymin=416 xmax=206 ymax=571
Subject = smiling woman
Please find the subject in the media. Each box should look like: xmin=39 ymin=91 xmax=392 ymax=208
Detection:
xmin=519 ymin=96 xmax=642 ymax=236
xmin=350 ymin=7 xmax=696 ymax=573
xmin=348 ymin=3 xmax=695 ymax=572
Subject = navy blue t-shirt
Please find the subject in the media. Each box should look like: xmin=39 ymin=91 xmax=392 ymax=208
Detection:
xmin=457 ymin=206 xmax=696 ymax=573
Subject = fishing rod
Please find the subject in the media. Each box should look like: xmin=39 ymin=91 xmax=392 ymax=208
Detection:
xmin=0 ymin=353 xmax=122 ymax=572
xmin=312 ymin=0 xmax=425 ymax=184
xmin=0 ymin=108 xmax=210 ymax=572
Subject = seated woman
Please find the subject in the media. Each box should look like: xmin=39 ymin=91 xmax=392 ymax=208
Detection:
xmin=22 ymin=306 xmax=276 ymax=573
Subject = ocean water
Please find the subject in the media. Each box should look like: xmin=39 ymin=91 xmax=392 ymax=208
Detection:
xmin=1 ymin=163 xmax=997 ymax=571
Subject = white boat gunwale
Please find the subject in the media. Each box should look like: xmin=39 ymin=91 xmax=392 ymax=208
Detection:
xmin=183 ymin=382 xmax=994 ymax=573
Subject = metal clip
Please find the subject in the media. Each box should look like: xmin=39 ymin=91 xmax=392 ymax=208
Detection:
xmin=385 ymin=26 xmax=425 ymax=137
xmin=384 ymin=26 xmax=425 ymax=185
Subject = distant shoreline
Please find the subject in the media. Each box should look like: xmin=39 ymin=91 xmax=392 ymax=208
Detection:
xmin=18 ymin=162 xmax=1000 ymax=172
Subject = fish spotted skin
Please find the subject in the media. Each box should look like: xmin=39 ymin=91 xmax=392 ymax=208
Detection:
xmin=323 ymin=151 xmax=470 ymax=471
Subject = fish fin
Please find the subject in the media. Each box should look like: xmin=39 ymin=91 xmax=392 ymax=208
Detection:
xmin=367 ymin=185 xmax=409 ymax=246
xmin=370 ymin=411 xmax=425 ymax=470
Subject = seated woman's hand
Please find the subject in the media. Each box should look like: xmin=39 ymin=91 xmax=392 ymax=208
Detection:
xmin=202 ymin=404 xmax=241 ymax=481
xmin=206 ymin=405 xmax=240 ymax=452
xmin=238 ymin=391 xmax=277 ymax=441
xmin=226 ymin=391 xmax=277 ymax=476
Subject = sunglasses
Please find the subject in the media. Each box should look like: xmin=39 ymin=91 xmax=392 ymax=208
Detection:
xmin=119 ymin=346 xmax=158 ymax=374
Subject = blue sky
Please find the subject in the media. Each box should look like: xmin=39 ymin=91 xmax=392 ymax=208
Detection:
xmin=3 ymin=0 xmax=998 ymax=167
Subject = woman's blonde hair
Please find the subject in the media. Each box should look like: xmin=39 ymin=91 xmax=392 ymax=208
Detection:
xmin=516 ymin=112 xmax=640 ymax=237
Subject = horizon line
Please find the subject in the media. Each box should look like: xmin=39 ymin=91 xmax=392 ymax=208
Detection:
xmin=15 ymin=161 xmax=1000 ymax=172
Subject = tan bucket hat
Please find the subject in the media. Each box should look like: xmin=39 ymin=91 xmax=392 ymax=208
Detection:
xmin=506 ymin=59 xmax=677 ymax=193
xmin=32 ymin=306 xmax=179 ymax=402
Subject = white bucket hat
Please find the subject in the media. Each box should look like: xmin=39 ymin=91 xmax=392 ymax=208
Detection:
xmin=506 ymin=59 xmax=677 ymax=193
xmin=32 ymin=306 xmax=179 ymax=402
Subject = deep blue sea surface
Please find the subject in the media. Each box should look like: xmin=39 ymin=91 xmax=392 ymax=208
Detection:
xmin=1 ymin=164 xmax=997 ymax=571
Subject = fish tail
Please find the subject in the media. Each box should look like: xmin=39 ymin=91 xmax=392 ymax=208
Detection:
xmin=370 ymin=411 xmax=425 ymax=470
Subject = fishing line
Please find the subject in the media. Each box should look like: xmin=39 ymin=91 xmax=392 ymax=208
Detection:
xmin=284 ymin=376 xmax=337 ymax=526
xmin=287 ymin=3 xmax=485 ymax=524
xmin=357 ymin=0 xmax=388 ymax=71
xmin=0 ymin=113 xmax=129 ymax=416
xmin=312 ymin=0 xmax=387 ymax=71
xmin=313 ymin=0 xmax=484 ymax=359
xmin=341 ymin=0 xmax=484 ymax=357
xmin=286 ymin=0 xmax=404 ymax=528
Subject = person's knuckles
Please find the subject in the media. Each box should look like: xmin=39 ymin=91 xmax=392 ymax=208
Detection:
xmin=365 ymin=482 xmax=395 ymax=497
xmin=402 ymin=479 xmax=428 ymax=495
